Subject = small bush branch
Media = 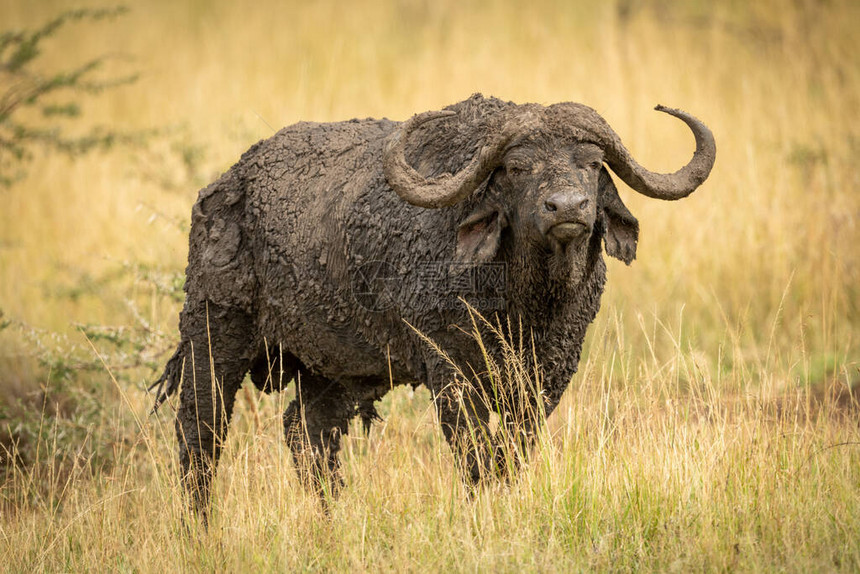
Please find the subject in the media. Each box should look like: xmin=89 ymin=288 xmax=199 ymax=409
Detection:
xmin=0 ymin=6 xmax=141 ymax=188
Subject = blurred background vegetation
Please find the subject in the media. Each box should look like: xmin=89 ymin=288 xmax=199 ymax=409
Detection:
xmin=0 ymin=0 xmax=858 ymax=569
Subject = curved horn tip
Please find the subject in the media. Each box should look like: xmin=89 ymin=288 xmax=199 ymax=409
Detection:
xmin=655 ymin=104 xmax=684 ymax=117
xmin=601 ymin=103 xmax=716 ymax=200
xmin=409 ymin=109 xmax=457 ymax=124
xmin=383 ymin=107 xmax=510 ymax=209
xmin=382 ymin=110 xmax=457 ymax=154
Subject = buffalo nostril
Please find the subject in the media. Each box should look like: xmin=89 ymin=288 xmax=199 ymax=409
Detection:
xmin=545 ymin=193 xmax=589 ymax=214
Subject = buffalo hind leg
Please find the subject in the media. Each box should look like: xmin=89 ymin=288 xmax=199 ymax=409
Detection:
xmin=175 ymin=303 xmax=251 ymax=526
xmin=283 ymin=373 xmax=354 ymax=501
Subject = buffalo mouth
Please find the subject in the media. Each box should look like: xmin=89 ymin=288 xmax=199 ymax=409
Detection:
xmin=548 ymin=221 xmax=589 ymax=245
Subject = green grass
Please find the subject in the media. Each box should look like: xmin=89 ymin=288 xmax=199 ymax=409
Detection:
xmin=1 ymin=0 xmax=859 ymax=571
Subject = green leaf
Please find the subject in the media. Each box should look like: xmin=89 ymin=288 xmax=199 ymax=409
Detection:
xmin=41 ymin=103 xmax=81 ymax=117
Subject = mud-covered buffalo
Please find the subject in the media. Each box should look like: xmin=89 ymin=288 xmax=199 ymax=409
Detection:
xmin=151 ymin=94 xmax=716 ymax=522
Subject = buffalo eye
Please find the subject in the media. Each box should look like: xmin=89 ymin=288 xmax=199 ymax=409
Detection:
xmin=588 ymin=160 xmax=602 ymax=170
xmin=507 ymin=165 xmax=529 ymax=177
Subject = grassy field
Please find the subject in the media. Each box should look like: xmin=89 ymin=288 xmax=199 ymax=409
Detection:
xmin=1 ymin=0 xmax=859 ymax=571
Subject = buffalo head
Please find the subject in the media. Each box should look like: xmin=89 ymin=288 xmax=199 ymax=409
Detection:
xmin=382 ymin=101 xmax=716 ymax=276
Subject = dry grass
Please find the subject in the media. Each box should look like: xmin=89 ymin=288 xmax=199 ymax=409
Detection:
xmin=1 ymin=0 xmax=858 ymax=571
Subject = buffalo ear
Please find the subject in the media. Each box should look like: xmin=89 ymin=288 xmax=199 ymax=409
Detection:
xmin=454 ymin=206 xmax=507 ymax=265
xmin=600 ymin=167 xmax=639 ymax=265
